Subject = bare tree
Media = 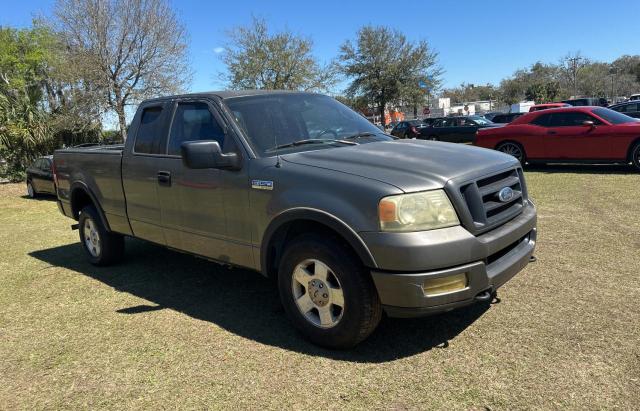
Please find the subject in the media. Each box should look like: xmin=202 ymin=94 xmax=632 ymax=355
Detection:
xmin=54 ymin=0 xmax=191 ymax=140
xmin=221 ymin=16 xmax=336 ymax=91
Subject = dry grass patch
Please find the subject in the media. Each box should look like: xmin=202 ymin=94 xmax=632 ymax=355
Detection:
xmin=1 ymin=164 xmax=639 ymax=409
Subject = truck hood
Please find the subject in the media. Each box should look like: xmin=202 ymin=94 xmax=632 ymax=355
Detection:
xmin=282 ymin=139 xmax=519 ymax=192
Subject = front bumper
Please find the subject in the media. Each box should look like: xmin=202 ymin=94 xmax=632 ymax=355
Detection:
xmin=365 ymin=204 xmax=537 ymax=317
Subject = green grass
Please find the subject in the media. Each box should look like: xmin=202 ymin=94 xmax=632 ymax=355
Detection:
xmin=1 ymin=164 xmax=639 ymax=409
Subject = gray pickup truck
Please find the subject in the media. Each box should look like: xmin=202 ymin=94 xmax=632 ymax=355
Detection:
xmin=53 ymin=90 xmax=537 ymax=348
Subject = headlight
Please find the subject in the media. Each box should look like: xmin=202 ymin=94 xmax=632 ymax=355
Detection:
xmin=378 ymin=190 xmax=459 ymax=232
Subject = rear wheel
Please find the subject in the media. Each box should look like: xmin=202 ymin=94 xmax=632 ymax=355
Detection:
xmin=278 ymin=233 xmax=382 ymax=349
xmin=631 ymin=142 xmax=640 ymax=171
xmin=26 ymin=180 xmax=37 ymax=198
xmin=79 ymin=205 xmax=124 ymax=266
xmin=496 ymin=141 xmax=526 ymax=164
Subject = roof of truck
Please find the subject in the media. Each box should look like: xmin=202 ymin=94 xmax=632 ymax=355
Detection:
xmin=143 ymin=90 xmax=314 ymax=103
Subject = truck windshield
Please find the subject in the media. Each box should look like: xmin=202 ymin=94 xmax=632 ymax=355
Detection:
xmin=224 ymin=94 xmax=390 ymax=156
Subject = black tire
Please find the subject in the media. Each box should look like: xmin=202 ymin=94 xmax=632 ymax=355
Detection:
xmin=26 ymin=180 xmax=38 ymax=198
xmin=278 ymin=233 xmax=382 ymax=349
xmin=78 ymin=205 xmax=124 ymax=266
xmin=496 ymin=141 xmax=526 ymax=165
xmin=630 ymin=142 xmax=640 ymax=171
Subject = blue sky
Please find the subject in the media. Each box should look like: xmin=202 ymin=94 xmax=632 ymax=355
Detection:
xmin=3 ymin=0 xmax=640 ymax=93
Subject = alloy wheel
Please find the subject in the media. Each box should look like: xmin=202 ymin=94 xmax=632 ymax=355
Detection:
xmin=83 ymin=218 xmax=101 ymax=257
xmin=291 ymin=258 xmax=345 ymax=328
xmin=499 ymin=143 xmax=524 ymax=162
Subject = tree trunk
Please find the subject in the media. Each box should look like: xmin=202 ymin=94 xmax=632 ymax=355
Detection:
xmin=115 ymin=104 xmax=127 ymax=141
xmin=379 ymin=100 xmax=386 ymax=127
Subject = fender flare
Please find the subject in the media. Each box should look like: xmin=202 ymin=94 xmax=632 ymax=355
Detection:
xmin=260 ymin=208 xmax=377 ymax=275
xmin=69 ymin=182 xmax=111 ymax=231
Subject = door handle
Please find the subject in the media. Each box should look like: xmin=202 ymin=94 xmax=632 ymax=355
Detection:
xmin=547 ymin=130 xmax=557 ymax=135
xmin=157 ymin=171 xmax=171 ymax=186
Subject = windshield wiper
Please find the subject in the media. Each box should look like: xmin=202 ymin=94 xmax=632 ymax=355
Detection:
xmin=341 ymin=132 xmax=378 ymax=140
xmin=266 ymin=138 xmax=356 ymax=152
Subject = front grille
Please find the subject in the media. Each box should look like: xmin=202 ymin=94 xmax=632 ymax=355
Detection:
xmin=458 ymin=168 xmax=526 ymax=233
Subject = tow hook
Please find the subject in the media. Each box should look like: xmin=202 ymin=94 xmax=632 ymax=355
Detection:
xmin=529 ymin=255 xmax=537 ymax=262
xmin=71 ymin=223 xmax=79 ymax=231
xmin=475 ymin=290 xmax=493 ymax=302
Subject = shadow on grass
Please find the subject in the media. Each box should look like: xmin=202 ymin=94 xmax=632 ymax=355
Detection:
xmin=30 ymin=239 xmax=490 ymax=363
xmin=21 ymin=195 xmax=57 ymax=201
xmin=525 ymin=163 xmax=636 ymax=174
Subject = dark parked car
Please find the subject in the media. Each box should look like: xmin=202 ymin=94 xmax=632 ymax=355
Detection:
xmin=562 ymin=97 xmax=608 ymax=107
xmin=482 ymin=112 xmax=503 ymax=121
xmin=53 ymin=90 xmax=537 ymax=348
xmin=421 ymin=117 xmax=443 ymax=127
xmin=609 ymin=101 xmax=640 ymax=119
xmin=421 ymin=115 xmax=500 ymax=143
xmin=390 ymin=119 xmax=429 ymax=138
xmin=491 ymin=113 xmax=525 ymax=124
xmin=26 ymin=156 xmax=56 ymax=198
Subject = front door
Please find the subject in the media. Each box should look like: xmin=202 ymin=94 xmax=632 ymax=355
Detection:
xmin=159 ymin=99 xmax=252 ymax=266
xmin=544 ymin=112 xmax=610 ymax=159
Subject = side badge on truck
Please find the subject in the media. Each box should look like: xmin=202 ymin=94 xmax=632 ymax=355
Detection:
xmin=251 ymin=180 xmax=274 ymax=191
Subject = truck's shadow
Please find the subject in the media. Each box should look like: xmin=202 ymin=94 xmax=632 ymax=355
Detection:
xmin=30 ymin=239 xmax=490 ymax=363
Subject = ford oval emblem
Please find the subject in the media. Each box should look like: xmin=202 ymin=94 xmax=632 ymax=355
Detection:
xmin=498 ymin=187 xmax=514 ymax=202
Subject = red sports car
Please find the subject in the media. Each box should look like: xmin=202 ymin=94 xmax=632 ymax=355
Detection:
xmin=475 ymin=106 xmax=640 ymax=170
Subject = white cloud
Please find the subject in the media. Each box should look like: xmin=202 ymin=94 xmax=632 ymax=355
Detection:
xmin=213 ymin=47 xmax=225 ymax=54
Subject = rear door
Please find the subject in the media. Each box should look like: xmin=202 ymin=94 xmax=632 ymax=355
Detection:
xmin=122 ymin=103 xmax=171 ymax=245
xmin=430 ymin=118 xmax=457 ymax=142
xmin=38 ymin=159 xmax=55 ymax=193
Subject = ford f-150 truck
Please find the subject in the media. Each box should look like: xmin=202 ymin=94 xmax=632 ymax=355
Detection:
xmin=53 ymin=90 xmax=537 ymax=348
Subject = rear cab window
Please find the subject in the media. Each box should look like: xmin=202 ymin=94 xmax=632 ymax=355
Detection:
xmin=134 ymin=106 xmax=167 ymax=154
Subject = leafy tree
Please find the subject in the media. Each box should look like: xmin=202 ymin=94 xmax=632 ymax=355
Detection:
xmin=442 ymin=83 xmax=497 ymax=104
xmin=221 ymin=16 xmax=335 ymax=91
xmin=338 ymin=26 xmax=440 ymax=125
xmin=0 ymin=23 xmax=102 ymax=179
xmin=54 ymin=0 xmax=191 ymax=141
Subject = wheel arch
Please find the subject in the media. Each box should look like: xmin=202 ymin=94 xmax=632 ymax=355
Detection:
xmin=260 ymin=208 xmax=377 ymax=278
xmin=69 ymin=182 xmax=111 ymax=231
xmin=626 ymin=137 xmax=640 ymax=161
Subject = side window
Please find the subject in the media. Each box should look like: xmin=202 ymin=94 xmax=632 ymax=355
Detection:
xmin=168 ymin=102 xmax=227 ymax=156
xmin=531 ymin=114 xmax=552 ymax=127
xmin=134 ymin=106 xmax=165 ymax=154
xmin=548 ymin=112 xmax=603 ymax=127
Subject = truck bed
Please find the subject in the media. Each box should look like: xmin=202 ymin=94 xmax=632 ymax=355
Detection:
xmin=54 ymin=145 xmax=132 ymax=235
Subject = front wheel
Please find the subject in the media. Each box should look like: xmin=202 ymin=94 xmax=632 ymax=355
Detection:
xmin=630 ymin=142 xmax=640 ymax=171
xmin=79 ymin=205 xmax=124 ymax=266
xmin=496 ymin=141 xmax=526 ymax=164
xmin=278 ymin=233 xmax=382 ymax=349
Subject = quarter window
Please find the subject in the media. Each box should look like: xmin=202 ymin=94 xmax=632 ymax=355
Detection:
xmin=134 ymin=106 xmax=165 ymax=154
xmin=531 ymin=114 xmax=552 ymax=127
xmin=168 ymin=102 xmax=227 ymax=156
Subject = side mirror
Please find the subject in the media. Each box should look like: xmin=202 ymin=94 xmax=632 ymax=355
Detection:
xmin=582 ymin=120 xmax=595 ymax=128
xmin=181 ymin=140 xmax=241 ymax=170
